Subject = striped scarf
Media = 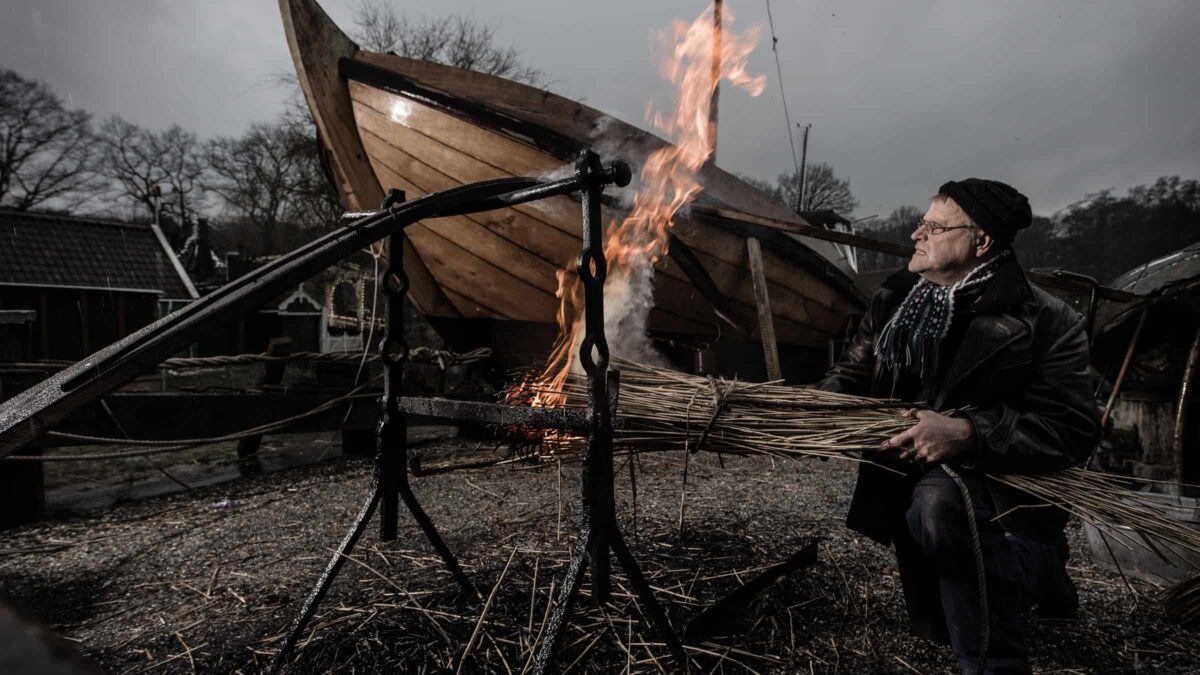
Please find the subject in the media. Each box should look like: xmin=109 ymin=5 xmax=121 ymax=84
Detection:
xmin=875 ymin=250 xmax=1009 ymax=378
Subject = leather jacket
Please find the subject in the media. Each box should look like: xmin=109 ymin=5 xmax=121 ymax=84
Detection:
xmin=820 ymin=255 xmax=1101 ymax=544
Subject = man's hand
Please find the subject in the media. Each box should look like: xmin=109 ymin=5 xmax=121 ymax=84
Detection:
xmin=882 ymin=409 xmax=976 ymax=464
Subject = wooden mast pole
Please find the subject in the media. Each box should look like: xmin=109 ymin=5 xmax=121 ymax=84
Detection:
xmin=709 ymin=0 xmax=722 ymax=160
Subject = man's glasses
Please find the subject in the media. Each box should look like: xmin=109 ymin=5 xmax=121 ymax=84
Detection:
xmin=914 ymin=219 xmax=974 ymax=236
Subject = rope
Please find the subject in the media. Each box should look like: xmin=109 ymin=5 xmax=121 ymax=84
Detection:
xmin=941 ymin=463 xmax=989 ymax=673
xmin=685 ymin=376 xmax=736 ymax=455
xmin=764 ymin=0 xmax=802 ymax=178
xmin=678 ymin=376 xmax=736 ymax=537
xmin=0 ymin=347 xmax=493 ymax=373
xmin=4 ymin=388 xmax=379 ymax=463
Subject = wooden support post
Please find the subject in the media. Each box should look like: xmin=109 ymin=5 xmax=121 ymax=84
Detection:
xmin=746 ymin=238 xmax=782 ymax=381
xmin=1171 ymin=323 xmax=1200 ymax=494
xmin=117 ymin=296 xmax=127 ymax=338
xmin=0 ymin=448 xmax=43 ymax=530
xmin=38 ymin=291 xmax=49 ymax=359
xmin=1101 ymin=309 xmax=1148 ymax=429
xmin=236 ymin=336 xmax=293 ymax=475
xmin=77 ymin=293 xmax=89 ymax=356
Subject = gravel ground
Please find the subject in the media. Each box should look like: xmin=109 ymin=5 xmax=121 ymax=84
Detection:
xmin=1 ymin=438 xmax=1197 ymax=674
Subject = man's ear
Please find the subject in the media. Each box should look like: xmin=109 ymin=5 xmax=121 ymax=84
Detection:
xmin=974 ymin=232 xmax=994 ymax=257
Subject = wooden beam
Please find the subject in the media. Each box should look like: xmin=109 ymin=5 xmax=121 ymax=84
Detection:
xmin=697 ymin=204 xmax=912 ymax=256
xmin=1024 ymin=269 xmax=1139 ymax=304
xmin=236 ymin=337 xmax=293 ymax=474
xmin=696 ymin=204 xmax=1140 ymax=304
xmin=746 ymin=238 xmax=782 ymax=381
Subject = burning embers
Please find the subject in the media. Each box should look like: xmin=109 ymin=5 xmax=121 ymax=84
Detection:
xmin=510 ymin=3 xmax=765 ymax=409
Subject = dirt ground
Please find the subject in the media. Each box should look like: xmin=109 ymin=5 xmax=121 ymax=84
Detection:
xmin=1 ymin=434 xmax=1198 ymax=674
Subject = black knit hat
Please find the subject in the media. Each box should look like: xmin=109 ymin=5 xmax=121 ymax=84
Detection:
xmin=937 ymin=178 xmax=1032 ymax=246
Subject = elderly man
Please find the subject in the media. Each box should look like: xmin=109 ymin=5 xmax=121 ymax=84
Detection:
xmin=819 ymin=179 xmax=1100 ymax=674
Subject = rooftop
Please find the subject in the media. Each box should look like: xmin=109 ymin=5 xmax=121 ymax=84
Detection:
xmin=0 ymin=209 xmax=196 ymax=299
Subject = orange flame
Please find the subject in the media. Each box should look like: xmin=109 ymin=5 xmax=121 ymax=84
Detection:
xmin=513 ymin=4 xmax=764 ymax=409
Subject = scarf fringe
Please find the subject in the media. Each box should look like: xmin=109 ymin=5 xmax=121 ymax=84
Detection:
xmin=875 ymin=250 xmax=1009 ymax=378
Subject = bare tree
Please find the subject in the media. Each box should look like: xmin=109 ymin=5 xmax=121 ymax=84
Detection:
xmin=1128 ymin=175 xmax=1200 ymax=211
xmin=96 ymin=117 xmax=205 ymax=241
xmin=282 ymin=118 xmax=343 ymax=232
xmin=0 ymin=69 xmax=100 ymax=211
xmin=776 ymin=162 xmax=859 ymax=215
xmin=206 ymin=119 xmax=311 ymax=254
xmin=268 ymin=69 xmax=344 ymax=229
xmin=354 ymin=1 xmax=545 ymax=86
xmin=857 ymin=204 xmax=923 ymax=271
xmin=737 ymin=163 xmax=859 ymax=216
xmin=735 ymin=172 xmax=785 ymax=206
xmin=259 ymin=3 xmax=545 ymax=236
xmin=883 ymin=204 xmax=923 ymax=232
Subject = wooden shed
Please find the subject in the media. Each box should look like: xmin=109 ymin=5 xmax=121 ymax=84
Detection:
xmin=1093 ymin=241 xmax=1200 ymax=487
xmin=0 ymin=209 xmax=198 ymax=383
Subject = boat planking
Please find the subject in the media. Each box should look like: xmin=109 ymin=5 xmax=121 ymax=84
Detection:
xmin=279 ymin=0 xmax=867 ymax=372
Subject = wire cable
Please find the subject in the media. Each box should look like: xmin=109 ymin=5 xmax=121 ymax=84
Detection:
xmin=764 ymin=0 xmax=802 ymax=178
xmin=5 ymin=387 xmax=379 ymax=462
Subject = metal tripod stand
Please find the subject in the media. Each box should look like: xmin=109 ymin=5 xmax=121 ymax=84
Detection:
xmin=531 ymin=153 xmax=688 ymax=673
xmin=271 ymin=152 xmax=685 ymax=673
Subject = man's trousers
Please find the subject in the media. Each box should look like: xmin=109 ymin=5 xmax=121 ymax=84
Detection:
xmin=888 ymin=467 xmax=1062 ymax=675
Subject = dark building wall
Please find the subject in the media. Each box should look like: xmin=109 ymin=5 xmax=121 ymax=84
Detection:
xmin=0 ymin=286 xmax=158 ymax=360
xmin=280 ymin=315 xmax=320 ymax=353
xmin=191 ymin=312 xmax=320 ymax=357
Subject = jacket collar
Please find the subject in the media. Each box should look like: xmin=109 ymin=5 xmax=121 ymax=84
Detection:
xmin=935 ymin=253 xmax=1034 ymax=407
xmin=970 ymin=251 xmax=1033 ymax=313
xmin=880 ymin=251 xmax=1032 ymax=314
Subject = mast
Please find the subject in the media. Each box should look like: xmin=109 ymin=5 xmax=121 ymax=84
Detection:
xmin=709 ymin=0 xmax=722 ymax=161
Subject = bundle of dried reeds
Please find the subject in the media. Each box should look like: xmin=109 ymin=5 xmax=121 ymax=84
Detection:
xmin=513 ymin=358 xmax=1200 ymax=571
xmin=1164 ymin=574 xmax=1200 ymax=627
xmin=520 ymin=358 xmax=914 ymax=461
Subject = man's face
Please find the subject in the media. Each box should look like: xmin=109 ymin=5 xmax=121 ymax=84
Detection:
xmin=909 ymin=198 xmax=982 ymax=286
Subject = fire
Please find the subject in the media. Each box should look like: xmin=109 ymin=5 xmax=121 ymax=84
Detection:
xmin=512 ymin=3 xmax=764 ymax=409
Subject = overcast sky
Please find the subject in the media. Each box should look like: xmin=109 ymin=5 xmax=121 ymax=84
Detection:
xmin=2 ymin=0 xmax=1197 ymax=219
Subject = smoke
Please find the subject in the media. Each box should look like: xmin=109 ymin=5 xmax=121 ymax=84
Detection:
xmin=603 ymin=255 xmax=670 ymax=367
xmin=575 ymin=117 xmax=665 ymax=368
xmin=557 ymin=251 xmax=668 ymax=376
xmin=585 ymin=116 xmax=668 ymax=367
xmin=530 ymin=4 xmax=766 ymax=385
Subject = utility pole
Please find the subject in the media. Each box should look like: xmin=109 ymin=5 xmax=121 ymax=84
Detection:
xmin=796 ymin=123 xmax=811 ymax=211
xmin=709 ymin=0 xmax=723 ymax=161
xmin=151 ymin=184 xmax=162 ymax=230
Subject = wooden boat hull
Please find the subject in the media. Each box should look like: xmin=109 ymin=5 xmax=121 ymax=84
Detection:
xmin=280 ymin=0 xmax=865 ymax=360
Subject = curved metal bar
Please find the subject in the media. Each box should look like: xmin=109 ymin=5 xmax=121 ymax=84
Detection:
xmin=0 ymin=168 xmax=628 ymax=458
